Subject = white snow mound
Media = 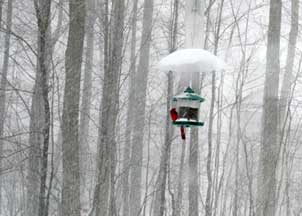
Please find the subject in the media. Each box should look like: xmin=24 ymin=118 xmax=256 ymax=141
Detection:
xmin=158 ymin=49 xmax=225 ymax=74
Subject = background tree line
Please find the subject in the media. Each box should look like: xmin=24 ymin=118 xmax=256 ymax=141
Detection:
xmin=0 ymin=0 xmax=301 ymax=216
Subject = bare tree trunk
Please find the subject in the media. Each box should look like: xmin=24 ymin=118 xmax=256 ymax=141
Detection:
xmin=256 ymin=0 xmax=282 ymax=215
xmin=174 ymin=140 xmax=185 ymax=216
xmin=153 ymin=71 xmax=174 ymax=216
xmin=0 ymin=0 xmax=3 ymax=28
xmin=279 ymin=0 xmax=299 ymax=126
xmin=171 ymin=3 xmax=182 ymax=216
xmin=94 ymin=0 xmax=125 ymax=215
xmin=28 ymin=1 xmax=63 ymax=216
xmin=0 ymin=0 xmax=13 ymax=214
xmin=189 ymin=73 xmax=200 ymax=216
xmin=142 ymin=107 xmax=153 ymax=216
xmin=153 ymin=0 xmax=178 ymax=215
xmin=128 ymin=0 xmax=154 ymax=215
xmin=206 ymin=71 xmax=215 ymax=216
xmin=93 ymin=1 xmax=110 ymax=214
xmin=185 ymin=0 xmax=205 ymax=49
xmin=277 ymin=0 xmax=299 ymax=214
xmin=185 ymin=1 xmax=205 ymax=215
xmin=27 ymin=63 xmax=43 ymax=216
xmin=79 ymin=0 xmax=96 ymax=209
xmin=205 ymin=1 xmax=224 ymax=215
xmin=61 ymin=0 xmax=86 ymax=215
xmin=233 ymin=77 xmax=242 ymax=216
xmin=122 ymin=1 xmax=138 ymax=215
xmin=33 ymin=1 xmax=52 ymax=216
xmin=28 ymin=0 xmax=63 ymax=214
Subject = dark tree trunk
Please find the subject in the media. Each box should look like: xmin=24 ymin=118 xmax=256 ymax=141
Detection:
xmin=34 ymin=0 xmax=52 ymax=215
xmin=256 ymin=0 xmax=282 ymax=215
xmin=61 ymin=0 xmax=86 ymax=215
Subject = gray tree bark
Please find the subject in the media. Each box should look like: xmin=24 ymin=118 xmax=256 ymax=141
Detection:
xmin=189 ymin=73 xmax=200 ymax=216
xmin=153 ymin=0 xmax=178 ymax=215
xmin=277 ymin=0 xmax=299 ymax=214
xmin=28 ymin=1 xmax=63 ymax=215
xmin=33 ymin=1 xmax=52 ymax=216
xmin=279 ymin=0 xmax=299 ymax=131
xmin=61 ymin=0 xmax=86 ymax=215
xmin=205 ymin=70 xmax=214 ymax=216
xmin=153 ymin=71 xmax=174 ymax=216
xmin=0 ymin=0 xmax=13 ymax=214
xmin=92 ymin=1 xmax=110 ymax=215
xmin=174 ymin=139 xmax=185 ymax=216
xmin=128 ymin=0 xmax=154 ymax=215
xmin=169 ymin=2 xmax=182 ymax=216
xmin=94 ymin=0 xmax=125 ymax=215
xmin=79 ymin=0 xmax=96 ymax=208
xmin=185 ymin=1 xmax=205 ymax=216
xmin=0 ymin=0 xmax=3 ymax=29
xmin=122 ymin=0 xmax=138 ymax=215
xmin=256 ymin=0 xmax=282 ymax=215
xmin=205 ymin=1 xmax=224 ymax=215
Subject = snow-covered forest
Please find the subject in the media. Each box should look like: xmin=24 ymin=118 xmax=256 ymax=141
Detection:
xmin=0 ymin=0 xmax=301 ymax=215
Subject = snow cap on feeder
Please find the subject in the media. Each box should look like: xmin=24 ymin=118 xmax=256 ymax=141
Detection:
xmin=158 ymin=49 xmax=225 ymax=74
xmin=171 ymin=87 xmax=205 ymax=127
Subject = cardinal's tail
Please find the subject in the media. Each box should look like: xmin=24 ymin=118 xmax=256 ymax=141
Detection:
xmin=180 ymin=126 xmax=186 ymax=140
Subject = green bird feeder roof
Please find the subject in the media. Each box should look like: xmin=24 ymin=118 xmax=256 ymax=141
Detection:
xmin=173 ymin=87 xmax=205 ymax=102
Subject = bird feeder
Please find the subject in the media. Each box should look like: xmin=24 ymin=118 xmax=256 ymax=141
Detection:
xmin=170 ymin=87 xmax=205 ymax=127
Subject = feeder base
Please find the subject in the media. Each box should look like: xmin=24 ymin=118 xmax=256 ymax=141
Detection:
xmin=172 ymin=120 xmax=204 ymax=127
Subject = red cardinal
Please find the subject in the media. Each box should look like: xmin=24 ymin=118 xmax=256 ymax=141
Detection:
xmin=170 ymin=108 xmax=178 ymax=121
xmin=170 ymin=108 xmax=186 ymax=140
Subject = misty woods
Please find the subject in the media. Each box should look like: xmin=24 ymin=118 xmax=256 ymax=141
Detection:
xmin=0 ymin=0 xmax=301 ymax=216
